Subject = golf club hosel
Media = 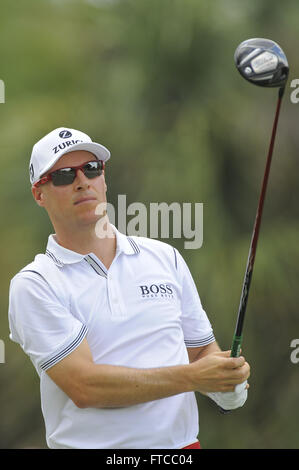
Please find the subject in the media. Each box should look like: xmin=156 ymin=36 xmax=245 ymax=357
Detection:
xmin=279 ymin=85 xmax=286 ymax=98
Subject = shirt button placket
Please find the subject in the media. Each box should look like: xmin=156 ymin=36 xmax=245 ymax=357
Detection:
xmin=108 ymin=274 xmax=122 ymax=318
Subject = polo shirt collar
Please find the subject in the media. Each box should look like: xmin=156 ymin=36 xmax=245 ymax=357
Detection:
xmin=45 ymin=224 xmax=140 ymax=266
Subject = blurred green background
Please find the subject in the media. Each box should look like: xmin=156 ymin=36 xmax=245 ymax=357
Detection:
xmin=1 ymin=0 xmax=299 ymax=449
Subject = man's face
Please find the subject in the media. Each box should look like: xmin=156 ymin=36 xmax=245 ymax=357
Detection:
xmin=32 ymin=150 xmax=107 ymax=231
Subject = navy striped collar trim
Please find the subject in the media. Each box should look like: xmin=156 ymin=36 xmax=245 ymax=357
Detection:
xmin=45 ymin=227 xmax=140 ymax=267
xmin=126 ymin=236 xmax=140 ymax=254
xmin=45 ymin=249 xmax=65 ymax=267
xmin=111 ymin=224 xmax=140 ymax=255
xmin=84 ymin=255 xmax=107 ymax=278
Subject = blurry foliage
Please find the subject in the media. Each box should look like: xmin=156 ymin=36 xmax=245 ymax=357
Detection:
xmin=0 ymin=0 xmax=299 ymax=449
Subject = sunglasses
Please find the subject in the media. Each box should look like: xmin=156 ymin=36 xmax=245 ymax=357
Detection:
xmin=33 ymin=160 xmax=105 ymax=187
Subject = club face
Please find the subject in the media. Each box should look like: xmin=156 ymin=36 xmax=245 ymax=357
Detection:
xmin=234 ymin=38 xmax=289 ymax=88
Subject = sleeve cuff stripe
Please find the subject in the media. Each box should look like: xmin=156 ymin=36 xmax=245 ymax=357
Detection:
xmin=40 ymin=325 xmax=88 ymax=371
xmin=184 ymin=333 xmax=215 ymax=347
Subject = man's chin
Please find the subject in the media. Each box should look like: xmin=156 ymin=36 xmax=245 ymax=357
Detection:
xmin=73 ymin=207 xmax=110 ymax=233
xmin=75 ymin=213 xmax=102 ymax=228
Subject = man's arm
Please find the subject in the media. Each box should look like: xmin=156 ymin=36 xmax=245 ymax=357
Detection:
xmin=187 ymin=340 xmax=222 ymax=363
xmin=46 ymin=338 xmax=250 ymax=409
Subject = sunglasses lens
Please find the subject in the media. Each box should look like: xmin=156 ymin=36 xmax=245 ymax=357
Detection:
xmin=52 ymin=168 xmax=76 ymax=186
xmin=51 ymin=161 xmax=103 ymax=186
xmin=83 ymin=161 xmax=103 ymax=179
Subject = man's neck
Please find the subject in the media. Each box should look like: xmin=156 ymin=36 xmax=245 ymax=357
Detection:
xmin=54 ymin=219 xmax=117 ymax=270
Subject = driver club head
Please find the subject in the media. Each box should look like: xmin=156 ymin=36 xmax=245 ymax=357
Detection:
xmin=234 ymin=38 xmax=289 ymax=88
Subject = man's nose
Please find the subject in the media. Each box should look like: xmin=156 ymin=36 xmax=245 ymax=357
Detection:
xmin=74 ymin=169 xmax=90 ymax=190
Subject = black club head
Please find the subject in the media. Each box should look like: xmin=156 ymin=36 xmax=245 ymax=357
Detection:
xmin=234 ymin=38 xmax=289 ymax=88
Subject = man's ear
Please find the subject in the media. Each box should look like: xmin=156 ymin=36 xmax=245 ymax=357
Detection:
xmin=31 ymin=185 xmax=46 ymax=207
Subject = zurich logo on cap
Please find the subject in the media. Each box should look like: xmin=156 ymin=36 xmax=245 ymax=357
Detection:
xmin=59 ymin=130 xmax=72 ymax=139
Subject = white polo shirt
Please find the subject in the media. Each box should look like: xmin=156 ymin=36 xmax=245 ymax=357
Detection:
xmin=8 ymin=226 xmax=215 ymax=449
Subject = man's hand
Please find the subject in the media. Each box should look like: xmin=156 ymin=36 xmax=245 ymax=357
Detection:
xmin=189 ymin=350 xmax=250 ymax=394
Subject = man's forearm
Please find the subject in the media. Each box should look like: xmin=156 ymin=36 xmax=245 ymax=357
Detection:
xmin=47 ymin=339 xmax=250 ymax=408
xmin=79 ymin=362 xmax=194 ymax=409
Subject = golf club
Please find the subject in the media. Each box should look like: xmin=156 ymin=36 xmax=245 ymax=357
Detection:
xmin=219 ymin=38 xmax=289 ymax=414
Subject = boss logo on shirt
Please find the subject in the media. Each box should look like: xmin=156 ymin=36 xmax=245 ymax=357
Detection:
xmin=139 ymin=283 xmax=174 ymax=299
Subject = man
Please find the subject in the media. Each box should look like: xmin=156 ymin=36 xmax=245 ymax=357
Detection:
xmin=8 ymin=127 xmax=250 ymax=449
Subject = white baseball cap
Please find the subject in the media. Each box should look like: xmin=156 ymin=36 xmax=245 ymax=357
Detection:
xmin=29 ymin=127 xmax=111 ymax=184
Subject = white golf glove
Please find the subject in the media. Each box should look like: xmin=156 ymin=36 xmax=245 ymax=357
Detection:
xmin=206 ymin=380 xmax=248 ymax=410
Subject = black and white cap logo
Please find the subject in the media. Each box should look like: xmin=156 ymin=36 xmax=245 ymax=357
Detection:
xmin=29 ymin=163 xmax=34 ymax=180
xmin=59 ymin=130 xmax=72 ymax=139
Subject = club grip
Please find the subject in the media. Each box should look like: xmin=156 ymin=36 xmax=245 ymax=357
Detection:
xmin=218 ymin=335 xmax=243 ymax=414
xmin=230 ymin=334 xmax=243 ymax=358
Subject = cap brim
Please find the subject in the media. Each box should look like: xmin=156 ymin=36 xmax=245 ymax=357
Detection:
xmin=60 ymin=142 xmax=111 ymax=162
xmin=38 ymin=142 xmax=111 ymax=181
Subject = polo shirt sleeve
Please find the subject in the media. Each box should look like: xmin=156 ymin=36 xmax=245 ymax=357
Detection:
xmin=174 ymin=249 xmax=216 ymax=348
xmin=8 ymin=272 xmax=87 ymax=374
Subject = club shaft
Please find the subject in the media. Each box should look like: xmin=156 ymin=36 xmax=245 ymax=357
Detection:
xmin=230 ymin=86 xmax=285 ymax=358
xmin=219 ymin=87 xmax=285 ymax=415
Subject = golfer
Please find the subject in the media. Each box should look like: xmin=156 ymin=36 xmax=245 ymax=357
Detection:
xmin=8 ymin=127 xmax=250 ymax=449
